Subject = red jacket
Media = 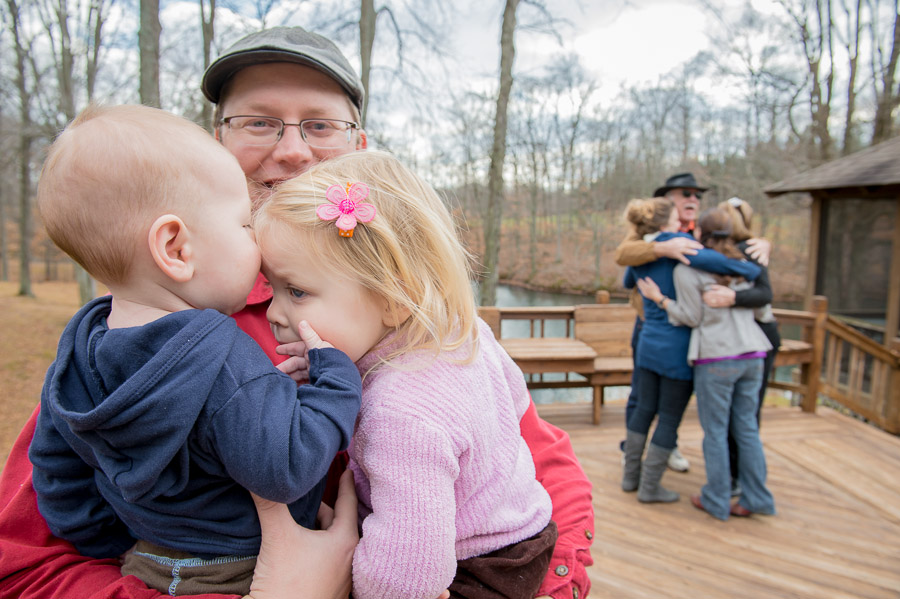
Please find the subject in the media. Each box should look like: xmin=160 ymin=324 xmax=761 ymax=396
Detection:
xmin=0 ymin=277 xmax=593 ymax=599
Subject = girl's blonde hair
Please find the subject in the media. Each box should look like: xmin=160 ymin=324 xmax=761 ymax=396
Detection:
xmin=717 ymin=198 xmax=754 ymax=242
xmin=624 ymin=197 xmax=675 ymax=237
xmin=255 ymin=150 xmax=477 ymax=366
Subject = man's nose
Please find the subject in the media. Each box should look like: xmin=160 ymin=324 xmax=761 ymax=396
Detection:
xmin=271 ymin=124 xmax=314 ymax=166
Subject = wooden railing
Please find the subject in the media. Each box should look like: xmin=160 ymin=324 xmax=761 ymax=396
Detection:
xmin=821 ymin=314 xmax=900 ymax=433
xmin=481 ymin=294 xmax=900 ymax=433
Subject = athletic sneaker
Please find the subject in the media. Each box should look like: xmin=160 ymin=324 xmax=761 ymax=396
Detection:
xmin=667 ymin=447 xmax=690 ymax=472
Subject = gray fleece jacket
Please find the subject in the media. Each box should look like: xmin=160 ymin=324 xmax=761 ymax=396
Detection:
xmin=666 ymin=264 xmax=772 ymax=365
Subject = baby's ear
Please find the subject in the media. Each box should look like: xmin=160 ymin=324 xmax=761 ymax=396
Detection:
xmin=148 ymin=214 xmax=194 ymax=283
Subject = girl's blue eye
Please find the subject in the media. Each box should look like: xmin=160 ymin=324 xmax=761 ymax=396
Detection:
xmin=288 ymin=288 xmax=306 ymax=299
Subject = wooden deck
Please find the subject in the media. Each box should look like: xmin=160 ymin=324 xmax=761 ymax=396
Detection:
xmin=536 ymin=400 xmax=900 ymax=599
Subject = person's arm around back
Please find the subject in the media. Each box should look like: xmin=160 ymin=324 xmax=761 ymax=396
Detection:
xmin=615 ymin=230 xmax=702 ymax=267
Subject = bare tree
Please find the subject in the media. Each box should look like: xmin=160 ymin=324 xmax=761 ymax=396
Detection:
xmin=870 ymin=0 xmax=900 ymax=143
xmin=838 ymin=0 xmax=862 ymax=154
xmin=200 ymin=0 xmax=216 ymax=130
xmin=37 ymin=0 xmax=115 ymax=303
xmin=779 ymin=0 xmax=836 ymax=160
xmin=5 ymin=0 xmax=36 ymax=297
xmin=480 ymin=0 xmax=519 ymax=306
xmin=139 ymin=0 xmax=160 ymax=107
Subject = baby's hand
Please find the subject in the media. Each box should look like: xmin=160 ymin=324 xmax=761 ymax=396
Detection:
xmin=275 ymin=340 xmax=309 ymax=383
xmin=298 ymin=320 xmax=333 ymax=351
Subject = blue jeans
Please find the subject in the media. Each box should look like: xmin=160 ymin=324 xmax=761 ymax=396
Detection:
xmin=627 ymin=367 xmax=692 ymax=450
xmin=695 ymin=359 xmax=776 ymax=520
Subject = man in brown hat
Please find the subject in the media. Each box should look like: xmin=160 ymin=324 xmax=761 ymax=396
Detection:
xmin=652 ymin=172 xmax=708 ymax=234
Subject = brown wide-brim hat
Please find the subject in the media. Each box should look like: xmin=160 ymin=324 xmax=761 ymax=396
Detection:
xmin=201 ymin=26 xmax=365 ymax=113
xmin=653 ymin=172 xmax=709 ymax=197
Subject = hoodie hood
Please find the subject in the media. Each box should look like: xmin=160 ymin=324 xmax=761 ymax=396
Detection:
xmin=45 ymin=296 xmax=237 ymax=503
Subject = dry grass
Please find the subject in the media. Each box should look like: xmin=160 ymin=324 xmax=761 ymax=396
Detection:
xmin=0 ymin=281 xmax=83 ymax=468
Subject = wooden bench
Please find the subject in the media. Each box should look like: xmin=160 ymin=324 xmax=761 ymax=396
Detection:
xmin=573 ymin=303 xmax=637 ymax=424
xmin=478 ymin=299 xmax=822 ymax=425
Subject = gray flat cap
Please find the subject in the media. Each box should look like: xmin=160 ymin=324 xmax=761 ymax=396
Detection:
xmin=201 ymin=26 xmax=365 ymax=112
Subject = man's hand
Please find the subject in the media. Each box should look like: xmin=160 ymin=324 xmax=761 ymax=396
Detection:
xmin=243 ymin=471 xmax=359 ymax=599
xmin=702 ymin=284 xmax=736 ymax=309
xmin=653 ymin=237 xmax=702 ymax=265
xmin=745 ymin=238 xmax=771 ymax=267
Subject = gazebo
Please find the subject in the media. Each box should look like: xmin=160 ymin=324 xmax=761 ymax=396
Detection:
xmin=765 ymin=135 xmax=900 ymax=347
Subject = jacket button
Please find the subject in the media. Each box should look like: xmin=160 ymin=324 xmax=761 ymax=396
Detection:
xmin=555 ymin=565 xmax=569 ymax=577
xmin=585 ymin=530 xmax=593 ymax=540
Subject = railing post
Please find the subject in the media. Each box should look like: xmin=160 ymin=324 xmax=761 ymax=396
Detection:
xmin=595 ymin=290 xmax=610 ymax=304
xmin=801 ymin=295 xmax=828 ymax=413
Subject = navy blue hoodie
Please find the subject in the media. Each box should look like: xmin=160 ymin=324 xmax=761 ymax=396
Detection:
xmin=29 ymin=295 xmax=361 ymax=559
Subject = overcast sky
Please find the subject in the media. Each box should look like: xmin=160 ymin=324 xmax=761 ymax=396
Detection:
xmin=444 ymin=0 xmax=782 ymax=103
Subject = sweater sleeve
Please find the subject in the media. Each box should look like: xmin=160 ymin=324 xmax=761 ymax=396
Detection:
xmin=665 ymin=266 xmax=704 ymax=328
xmin=520 ymin=401 xmax=594 ymax=599
xmin=686 ymin=247 xmax=760 ymax=281
xmin=733 ymin=259 xmax=773 ymax=309
xmin=615 ymin=230 xmax=657 ymax=267
xmin=1 ymin=407 xmax=236 ymax=599
xmin=352 ymin=410 xmax=459 ymax=599
xmin=208 ymin=347 xmax=361 ymax=503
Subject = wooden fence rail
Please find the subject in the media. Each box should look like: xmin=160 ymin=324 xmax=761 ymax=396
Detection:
xmin=481 ymin=294 xmax=900 ymax=433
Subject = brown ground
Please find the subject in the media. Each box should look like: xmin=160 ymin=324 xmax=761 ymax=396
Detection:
xmin=0 ymin=281 xmax=82 ymax=468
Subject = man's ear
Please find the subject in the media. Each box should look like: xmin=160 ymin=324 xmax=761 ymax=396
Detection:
xmin=381 ymin=302 xmax=411 ymax=328
xmin=356 ymin=129 xmax=368 ymax=150
xmin=148 ymin=214 xmax=194 ymax=283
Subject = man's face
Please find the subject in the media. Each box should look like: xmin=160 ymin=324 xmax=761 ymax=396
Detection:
xmin=216 ymin=62 xmax=367 ymax=208
xmin=668 ymin=188 xmax=702 ymax=227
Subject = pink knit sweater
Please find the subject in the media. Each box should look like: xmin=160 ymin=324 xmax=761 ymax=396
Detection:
xmin=348 ymin=319 xmax=553 ymax=599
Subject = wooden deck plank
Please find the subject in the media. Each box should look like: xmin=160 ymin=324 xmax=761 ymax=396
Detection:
xmin=537 ymin=400 xmax=900 ymax=599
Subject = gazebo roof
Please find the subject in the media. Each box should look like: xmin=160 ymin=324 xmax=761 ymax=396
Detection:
xmin=765 ymin=135 xmax=900 ymax=196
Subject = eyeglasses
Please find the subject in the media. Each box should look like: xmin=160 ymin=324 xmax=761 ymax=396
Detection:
xmin=218 ymin=116 xmax=360 ymax=149
xmin=679 ymin=189 xmax=703 ymax=200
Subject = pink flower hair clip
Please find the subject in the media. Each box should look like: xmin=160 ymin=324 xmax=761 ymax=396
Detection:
xmin=317 ymin=182 xmax=376 ymax=238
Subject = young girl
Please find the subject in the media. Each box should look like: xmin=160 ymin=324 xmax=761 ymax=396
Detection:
xmin=621 ymin=198 xmax=761 ymax=504
xmin=637 ymin=208 xmax=776 ymax=521
xmin=254 ymin=151 xmax=556 ymax=599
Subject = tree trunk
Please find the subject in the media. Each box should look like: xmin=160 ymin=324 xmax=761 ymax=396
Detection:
xmin=200 ymin=0 xmax=215 ymax=130
xmin=6 ymin=0 xmax=34 ymax=297
xmin=50 ymin=0 xmax=99 ymax=304
xmin=872 ymin=3 xmax=900 ymax=144
xmin=139 ymin=0 xmax=161 ymax=108
xmin=359 ymin=0 xmax=375 ymax=127
xmin=480 ymin=0 xmax=519 ymax=306
xmin=841 ymin=0 xmax=861 ymax=155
